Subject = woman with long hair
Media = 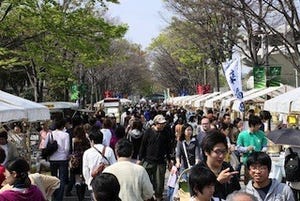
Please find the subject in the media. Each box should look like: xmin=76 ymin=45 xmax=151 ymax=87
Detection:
xmin=0 ymin=158 xmax=45 ymax=201
xmin=175 ymin=123 xmax=200 ymax=172
xmin=71 ymin=126 xmax=90 ymax=201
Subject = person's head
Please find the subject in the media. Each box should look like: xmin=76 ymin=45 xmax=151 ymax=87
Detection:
xmin=73 ymin=126 xmax=86 ymax=139
xmin=233 ymin=118 xmax=243 ymax=129
xmin=55 ymin=118 xmax=66 ymax=130
xmin=201 ymin=117 xmax=211 ymax=132
xmin=5 ymin=158 xmax=31 ymax=188
xmin=206 ymin=109 xmax=214 ymax=120
xmin=259 ymin=110 xmax=271 ymax=122
xmin=189 ymin=164 xmax=216 ymax=199
xmin=115 ymin=138 xmax=133 ymax=158
xmin=91 ymin=173 xmax=121 ymax=201
xmin=226 ymin=191 xmax=258 ymax=201
xmin=222 ymin=113 xmax=231 ymax=125
xmin=248 ymin=115 xmax=262 ymax=132
xmin=246 ymin=152 xmax=271 ymax=184
xmin=0 ymin=129 xmax=8 ymax=145
xmin=102 ymin=118 xmax=113 ymax=129
xmin=219 ymin=123 xmax=231 ymax=137
xmin=179 ymin=123 xmax=193 ymax=141
xmin=247 ymin=109 xmax=255 ymax=119
xmin=202 ymin=130 xmax=228 ymax=166
xmin=88 ymin=129 xmax=103 ymax=145
xmin=0 ymin=148 xmax=6 ymax=164
xmin=153 ymin=114 xmax=167 ymax=131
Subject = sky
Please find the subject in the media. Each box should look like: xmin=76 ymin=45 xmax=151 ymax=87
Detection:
xmin=107 ymin=0 xmax=170 ymax=49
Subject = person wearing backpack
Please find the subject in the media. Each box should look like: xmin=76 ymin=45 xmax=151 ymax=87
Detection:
xmin=285 ymin=146 xmax=300 ymax=200
xmin=245 ymin=152 xmax=295 ymax=201
xmin=82 ymin=128 xmax=116 ymax=200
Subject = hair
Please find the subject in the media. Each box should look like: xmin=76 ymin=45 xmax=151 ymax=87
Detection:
xmin=55 ymin=118 xmax=66 ymax=130
xmin=6 ymin=158 xmax=31 ymax=188
xmin=223 ymin=113 xmax=230 ymax=119
xmin=259 ymin=110 xmax=271 ymax=121
xmin=179 ymin=123 xmax=193 ymax=141
xmin=0 ymin=148 xmax=6 ymax=163
xmin=248 ymin=115 xmax=262 ymax=127
xmin=115 ymin=125 xmax=126 ymax=138
xmin=73 ymin=126 xmax=86 ymax=140
xmin=88 ymin=129 xmax=103 ymax=144
xmin=246 ymin=152 xmax=271 ymax=171
xmin=102 ymin=118 xmax=112 ymax=129
xmin=233 ymin=118 xmax=242 ymax=127
xmin=115 ymin=138 xmax=133 ymax=158
xmin=201 ymin=130 xmax=228 ymax=161
xmin=189 ymin=164 xmax=216 ymax=196
xmin=226 ymin=190 xmax=258 ymax=201
xmin=91 ymin=173 xmax=121 ymax=201
xmin=0 ymin=130 xmax=8 ymax=140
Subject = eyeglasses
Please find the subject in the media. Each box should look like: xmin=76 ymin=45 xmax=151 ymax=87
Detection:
xmin=212 ymin=149 xmax=228 ymax=155
xmin=249 ymin=165 xmax=268 ymax=172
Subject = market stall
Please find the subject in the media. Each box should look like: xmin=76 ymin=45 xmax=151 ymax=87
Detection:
xmin=264 ymin=87 xmax=300 ymax=114
xmin=231 ymin=85 xmax=294 ymax=112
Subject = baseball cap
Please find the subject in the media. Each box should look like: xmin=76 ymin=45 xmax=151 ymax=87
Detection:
xmin=153 ymin=114 xmax=166 ymax=124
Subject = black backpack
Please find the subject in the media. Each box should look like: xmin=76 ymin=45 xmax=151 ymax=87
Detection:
xmin=284 ymin=147 xmax=300 ymax=182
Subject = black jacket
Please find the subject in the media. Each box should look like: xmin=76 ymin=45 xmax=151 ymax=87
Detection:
xmin=139 ymin=126 xmax=172 ymax=164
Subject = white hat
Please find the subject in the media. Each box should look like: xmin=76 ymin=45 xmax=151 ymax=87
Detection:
xmin=153 ymin=114 xmax=166 ymax=124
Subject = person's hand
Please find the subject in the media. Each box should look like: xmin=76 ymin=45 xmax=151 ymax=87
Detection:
xmin=247 ymin=146 xmax=254 ymax=152
xmin=136 ymin=160 xmax=142 ymax=165
xmin=217 ymin=168 xmax=239 ymax=184
xmin=175 ymin=162 xmax=180 ymax=169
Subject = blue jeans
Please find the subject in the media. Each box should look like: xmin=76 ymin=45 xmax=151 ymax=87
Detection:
xmin=50 ymin=160 xmax=69 ymax=201
xmin=167 ymin=186 xmax=174 ymax=201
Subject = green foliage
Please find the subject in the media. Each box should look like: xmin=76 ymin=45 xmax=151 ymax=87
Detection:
xmin=0 ymin=0 xmax=127 ymax=100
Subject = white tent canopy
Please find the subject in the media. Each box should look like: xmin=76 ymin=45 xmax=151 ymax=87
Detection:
xmin=232 ymin=85 xmax=294 ymax=111
xmin=41 ymin=102 xmax=79 ymax=110
xmin=204 ymin=91 xmax=233 ymax=108
xmin=220 ymin=88 xmax=263 ymax=110
xmin=0 ymin=102 xmax=26 ymax=123
xmin=0 ymin=90 xmax=50 ymax=122
xmin=192 ymin=92 xmax=220 ymax=108
xmin=94 ymin=98 xmax=132 ymax=108
xmin=264 ymin=87 xmax=300 ymax=113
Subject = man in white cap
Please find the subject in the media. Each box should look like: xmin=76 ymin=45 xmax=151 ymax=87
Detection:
xmin=138 ymin=114 xmax=172 ymax=201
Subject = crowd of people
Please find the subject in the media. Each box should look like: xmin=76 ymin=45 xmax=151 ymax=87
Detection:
xmin=0 ymin=103 xmax=298 ymax=201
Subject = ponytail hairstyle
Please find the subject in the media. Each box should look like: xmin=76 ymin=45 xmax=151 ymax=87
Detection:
xmin=6 ymin=158 xmax=31 ymax=188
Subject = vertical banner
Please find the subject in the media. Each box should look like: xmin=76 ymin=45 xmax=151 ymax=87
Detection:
xmin=222 ymin=57 xmax=244 ymax=112
xmin=269 ymin=66 xmax=281 ymax=87
xmin=196 ymin=84 xmax=203 ymax=95
xmin=253 ymin=67 xmax=266 ymax=88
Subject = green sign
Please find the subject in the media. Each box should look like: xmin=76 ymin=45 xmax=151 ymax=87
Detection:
xmin=268 ymin=66 xmax=281 ymax=87
xmin=70 ymin=84 xmax=79 ymax=100
xmin=253 ymin=67 xmax=266 ymax=88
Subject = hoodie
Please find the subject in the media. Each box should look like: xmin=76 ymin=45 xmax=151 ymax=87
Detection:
xmin=0 ymin=185 xmax=45 ymax=201
xmin=245 ymin=178 xmax=295 ymax=201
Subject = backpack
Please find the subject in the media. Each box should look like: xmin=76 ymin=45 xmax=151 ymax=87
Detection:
xmin=284 ymin=147 xmax=300 ymax=182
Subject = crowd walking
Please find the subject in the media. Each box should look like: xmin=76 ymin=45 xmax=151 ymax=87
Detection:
xmin=0 ymin=103 xmax=298 ymax=201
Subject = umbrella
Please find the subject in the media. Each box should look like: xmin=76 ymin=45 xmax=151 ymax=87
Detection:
xmin=267 ymin=128 xmax=300 ymax=147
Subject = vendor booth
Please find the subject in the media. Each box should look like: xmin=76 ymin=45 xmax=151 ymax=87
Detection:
xmin=204 ymin=90 xmax=233 ymax=109
xmin=231 ymin=85 xmax=294 ymax=112
xmin=0 ymin=90 xmax=50 ymax=169
xmin=264 ymin=87 xmax=300 ymax=114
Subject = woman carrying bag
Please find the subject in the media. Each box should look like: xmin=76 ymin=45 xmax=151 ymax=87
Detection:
xmin=175 ymin=123 xmax=200 ymax=173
